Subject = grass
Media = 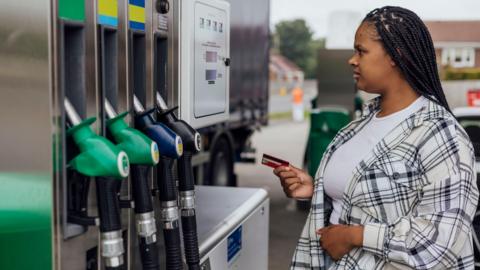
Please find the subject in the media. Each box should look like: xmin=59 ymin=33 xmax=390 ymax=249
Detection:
xmin=268 ymin=111 xmax=311 ymax=120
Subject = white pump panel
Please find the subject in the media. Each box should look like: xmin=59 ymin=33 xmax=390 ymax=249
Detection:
xmin=178 ymin=0 xmax=230 ymax=128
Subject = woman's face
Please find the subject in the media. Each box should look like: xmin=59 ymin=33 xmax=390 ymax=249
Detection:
xmin=348 ymin=22 xmax=395 ymax=94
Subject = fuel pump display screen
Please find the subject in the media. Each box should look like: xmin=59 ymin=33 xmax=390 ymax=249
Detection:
xmin=206 ymin=69 xmax=217 ymax=81
xmin=206 ymin=51 xmax=217 ymax=63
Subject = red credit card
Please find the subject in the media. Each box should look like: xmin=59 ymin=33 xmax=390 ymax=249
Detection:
xmin=261 ymin=153 xmax=289 ymax=168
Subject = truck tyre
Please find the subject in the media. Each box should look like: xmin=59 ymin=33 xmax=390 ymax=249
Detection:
xmin=206 ymin=137 xmax=235 ymax=186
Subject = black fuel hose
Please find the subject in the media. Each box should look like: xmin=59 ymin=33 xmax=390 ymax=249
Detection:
xmin=96 ymin=177 xmax=125 ymax=270
xmin=131 ymin=165 xmax=160 ymax=270
xmin=164 ymin=226 xmax=184 ymax=270
xmin=139 ymin=238 xmax=161 ymax=270
xmin=178 ymin=152 xmax=200 ymax=270
xmin=158 ymin=156 xmax=183 ymax=270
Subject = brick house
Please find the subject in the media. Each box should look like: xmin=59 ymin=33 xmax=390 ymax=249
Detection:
xmin=269 ymin=53 xmax=304 ymax=93
xmin=425 ymin=21 xmax=480 ymax=69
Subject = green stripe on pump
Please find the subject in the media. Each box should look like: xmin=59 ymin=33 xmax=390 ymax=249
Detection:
xmin=58 ymin=0 xmax=86 ymax=22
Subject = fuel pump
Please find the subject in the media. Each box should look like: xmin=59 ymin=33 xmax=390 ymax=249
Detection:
xmin=155 ymin=92 xmax=202 ymax=270
xmin=104 ymin=99 xmax=161 ymax=270
xmin=133 ymin=95 xmax=184 ymax=270
xmin=64 ymin=98 xmax=129 ymax=270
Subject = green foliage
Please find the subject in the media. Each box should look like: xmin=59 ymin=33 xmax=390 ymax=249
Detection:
xmin=443 ymin=67 xmax=480 ymax=80
xmin=274 ymin=19 xmax=325 ymax=79
xmin=306 ymin=38 xmax=326 ymax=78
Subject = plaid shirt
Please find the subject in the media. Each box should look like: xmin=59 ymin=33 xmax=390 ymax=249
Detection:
xmin=291 ymin=96 xmax=479 ymax=269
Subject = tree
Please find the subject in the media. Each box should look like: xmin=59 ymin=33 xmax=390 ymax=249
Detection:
xmin=305 ymin=38 xmax=326 ymax=78
xmin=274 ymin=19 xmax=313 ymax=76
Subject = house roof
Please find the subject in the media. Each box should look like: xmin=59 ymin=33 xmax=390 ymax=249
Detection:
xmin=425 ymin=21 xmax=480 ymax=43
xmin=270 ymin=53 xmax=303 ymax=73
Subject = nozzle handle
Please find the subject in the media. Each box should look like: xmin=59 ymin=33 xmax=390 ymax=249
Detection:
xmin=157 ymin=156 xmax=177 ymax=202
xmin=131 ymin=165 xmax=154 ymax=214
xmin=96 ymin=177 xmax=122 ymax=232
xmin=178 ymin=151 xmax=195 ymax=192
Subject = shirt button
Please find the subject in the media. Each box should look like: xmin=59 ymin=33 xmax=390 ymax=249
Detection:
xmin=392 ymin=172 xmax=400 ymax=179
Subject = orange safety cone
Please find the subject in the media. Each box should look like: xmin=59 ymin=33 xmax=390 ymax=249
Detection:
xmin=292 ymin=86 xmax=304 ymax=122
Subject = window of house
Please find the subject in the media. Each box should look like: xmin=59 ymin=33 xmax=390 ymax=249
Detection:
xmin=441 ymin=47 xmax=475 ymax=68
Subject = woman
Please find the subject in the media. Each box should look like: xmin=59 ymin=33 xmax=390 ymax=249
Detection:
xmin=274 ymin=6 xmax=479 ymax=269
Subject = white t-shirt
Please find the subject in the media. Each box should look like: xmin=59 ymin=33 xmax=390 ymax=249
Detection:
xmin=323 ymin=96 xmax=428 ymax=224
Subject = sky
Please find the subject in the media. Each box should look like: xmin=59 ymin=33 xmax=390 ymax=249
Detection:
xmin=271 ymin=0 xmax=480 ymax=38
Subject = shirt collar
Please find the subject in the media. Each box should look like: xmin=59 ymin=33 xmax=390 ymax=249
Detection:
xmin=361 ymin=95 xmax=451 ymax=127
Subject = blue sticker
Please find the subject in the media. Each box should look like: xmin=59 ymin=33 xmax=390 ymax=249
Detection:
xmin=98 ymin=15 xmax=118 ymax=27
xmin=129 ymin=21 xmax=145 ymax=31
xmin=227 ymin=226 xmax=242 ymax=263
xmin=129 ymin=0 xmax=145 ymax=6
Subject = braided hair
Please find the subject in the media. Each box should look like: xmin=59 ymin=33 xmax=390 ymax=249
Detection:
xmin=362 ymin=6 xmax=451 ymax=113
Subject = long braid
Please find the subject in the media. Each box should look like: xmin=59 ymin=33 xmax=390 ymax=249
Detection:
xmin=363 ymin=6 xmax=452 ymax=113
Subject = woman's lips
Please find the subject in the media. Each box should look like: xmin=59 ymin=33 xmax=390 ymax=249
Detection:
xmin=353 ymin=72 xmax=360 ymax=79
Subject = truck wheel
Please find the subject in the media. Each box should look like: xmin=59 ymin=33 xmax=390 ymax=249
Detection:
xmin=207 ymin=137 xmax=235 ymax=186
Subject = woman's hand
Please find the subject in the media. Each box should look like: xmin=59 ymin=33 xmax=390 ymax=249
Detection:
xmin=316 ymin=225 xmax=364 ymax=261
xmin=273 ymin=165 xmax=314 ymax=199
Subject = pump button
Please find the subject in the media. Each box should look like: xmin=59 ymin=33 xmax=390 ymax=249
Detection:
xmin=156 ymin=0 xmax=170 ymax=14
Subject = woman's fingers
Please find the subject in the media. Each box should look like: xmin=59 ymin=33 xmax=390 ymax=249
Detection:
xmin=278 ymin=171 xmax=297 ymax=179
xmin=288 ymin=164 xmax=302 ymax=172
xmin=282 ymin=181 xmax=301 ymax=197
xmin=288 ymin=182 xmax=301 ymax=191
xmin=283 ymin=177 xmax=301 ymax=186
xmin=273 ymin=166 xmax=290 ymax=176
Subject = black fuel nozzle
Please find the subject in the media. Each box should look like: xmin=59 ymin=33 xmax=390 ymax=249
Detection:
xmin=155 ymin=92 xmax=201 ymax=270
xmin=133 ymin=95 xmax=184 ymax=270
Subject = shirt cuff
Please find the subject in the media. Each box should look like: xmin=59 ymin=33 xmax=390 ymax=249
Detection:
xmin=363 ymin=222 xmax=389 ymax=258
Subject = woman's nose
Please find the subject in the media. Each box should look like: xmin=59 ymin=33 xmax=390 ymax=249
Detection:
xmin=348 ymin=56 xmax=357 ymax=66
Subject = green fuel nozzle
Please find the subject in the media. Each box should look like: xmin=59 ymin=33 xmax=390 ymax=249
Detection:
xmin=105 ymin=100 xmax=159 ymax=167
xmin=65 ymin=99 xmax=130 ymax=179
xmin=104 ymin=99 xmax=161 ymax=270
xmin=64 ymin=98 xmax=129 ymax=269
